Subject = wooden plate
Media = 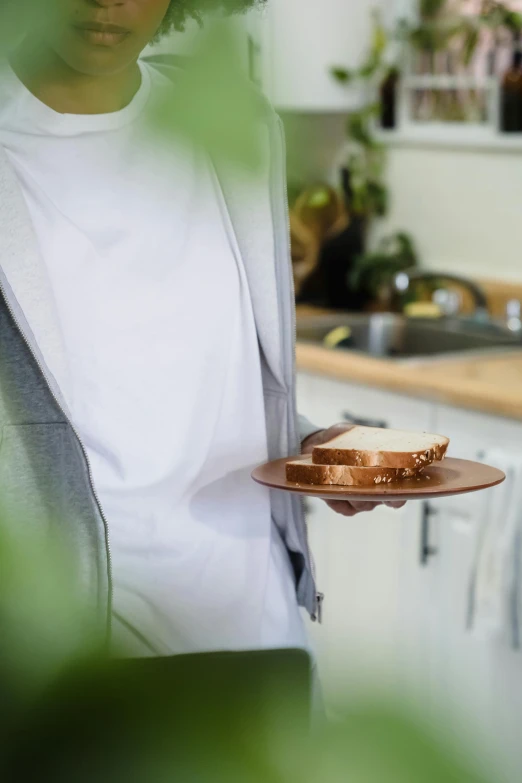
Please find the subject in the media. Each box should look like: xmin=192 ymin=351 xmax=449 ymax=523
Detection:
xmin=252 ymin=456 xmax=505 ymax=502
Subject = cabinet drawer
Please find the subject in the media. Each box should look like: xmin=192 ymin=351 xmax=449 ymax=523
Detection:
xmin=298 ymin=373 xmax=434 ymax=434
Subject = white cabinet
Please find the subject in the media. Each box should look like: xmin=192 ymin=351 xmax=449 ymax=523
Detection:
xmin=258 ymin=0 xmax=396 ymax=112
xmin=297 ymin=373 xmax=433 ymax=699
xmin=298 ymin=372 xmax=522 ymax=775
xmin=298 ymin=371 xmax=434 ymax=433
xmin=426 ymin=407 xmax=522 ymax=777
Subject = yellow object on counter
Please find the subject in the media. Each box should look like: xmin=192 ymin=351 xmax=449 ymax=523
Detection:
xmin=323 ymin=326 xmax=352 ymax=349
xmin=404 ymin=302 xmax=443 ymax=319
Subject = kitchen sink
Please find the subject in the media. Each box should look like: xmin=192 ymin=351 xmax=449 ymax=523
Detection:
xmin=296 ymin=313 xmax=522 ymax=361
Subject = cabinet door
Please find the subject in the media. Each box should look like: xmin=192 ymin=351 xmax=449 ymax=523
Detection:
xmin=296 ymin=373 xmax=433 ymax=699
xmin=298 ymin=372 xmax=433 ymax=433
xmin=428 ymin=406 xmax=522 ymax=773
xmin=259 ymin=0 xmax=395 ymax=112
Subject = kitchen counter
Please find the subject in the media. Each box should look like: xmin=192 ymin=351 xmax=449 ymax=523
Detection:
xmin=296 ymin=343 xmax=522 ymax=422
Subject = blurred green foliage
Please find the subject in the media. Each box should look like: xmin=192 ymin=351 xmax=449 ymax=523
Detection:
xmin=0 ymin=5 xmax=265 ymax=174
xmin=330 ymin=9 xmax=388 ymax=86
xmin=0 ymin=515 xmax=99 ymax=704
xmin=350 ymin=232 xmax=418 ymax=299
xmin=420 ymin=0 xmax=448 ymax=19
xmin=330 ymin=11 xmax=390 ymax=221
xmin=0 ymin=509 xmax=498 ymax=783
xmin=145 ymin=20 xmax=267 ymax=173
xmin=158 ymin=0 xmax=266 ymax=37
xmin=0 ymin=4 xmax=506 ymax=780
xmin=411 ymin=1 xmax=522 ymax=66
xmin=0 ymin=0 xmax=47 ymax=57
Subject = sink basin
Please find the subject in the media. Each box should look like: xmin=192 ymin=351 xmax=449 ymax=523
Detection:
xmin=296 ymin=313 xmax=522 ymax=361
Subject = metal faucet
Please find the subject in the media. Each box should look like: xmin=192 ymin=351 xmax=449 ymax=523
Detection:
xmin=394 ymin=269 xmax=490 ymax=321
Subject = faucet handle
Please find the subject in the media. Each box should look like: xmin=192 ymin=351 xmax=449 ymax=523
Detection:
xmin=506 ymin=299 xmax=522 ymax=331
xmin=394 ymin=271 xmax=411 ymax=293
xmin=506 ymin=299 xmax=521 ymax=318
xmin=433 ymin=289 xmax=462 ymax=316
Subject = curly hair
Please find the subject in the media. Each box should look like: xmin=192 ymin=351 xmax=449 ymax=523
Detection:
xmin=158 ymin=0 xmax=264 ymax=35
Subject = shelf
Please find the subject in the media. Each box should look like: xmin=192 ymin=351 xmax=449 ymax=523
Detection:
xmin=274 ymin=92 xmax=367 ymax=114
xmin=376 ymin=126 xmax=522 ymax=153
xmin=404 ymin=75 xmax=496 ymax=90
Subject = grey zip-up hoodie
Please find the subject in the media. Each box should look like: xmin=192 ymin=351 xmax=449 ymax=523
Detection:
xmin=0 ymin=59 xmax=321 ymax=642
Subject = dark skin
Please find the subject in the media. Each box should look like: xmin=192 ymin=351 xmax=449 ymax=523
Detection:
xmin=11 ymin=0 xmax=172 ymax=114
xmin=10 ymin=0 xmax=404 ymax=517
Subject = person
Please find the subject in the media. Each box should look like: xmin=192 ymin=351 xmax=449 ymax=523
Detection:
xmin=0 ymin=0 xmax=402 ymax=658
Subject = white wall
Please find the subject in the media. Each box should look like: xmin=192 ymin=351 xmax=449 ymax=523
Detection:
xmin=261 ymin=0 xmax=393 ymax=112
xmin=282 ymin=112 xmax=522 ymax=282
xmin=148 ymin=10 xmax=522 ymax=284
xmin=376 ymin=145 xmax=522 ymax=282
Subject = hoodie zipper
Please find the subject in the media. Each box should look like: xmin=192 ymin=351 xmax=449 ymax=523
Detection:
xmin=0 ymin=283 xmax=113 ymax=639
xmin=276 ymin=120 xmax=323 ymax=624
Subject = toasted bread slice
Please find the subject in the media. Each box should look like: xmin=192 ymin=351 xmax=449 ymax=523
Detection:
xmin=286 ymin=457 xmax=419 ymax=487
xmin=312 ymin=426 xmax=449 ymax=470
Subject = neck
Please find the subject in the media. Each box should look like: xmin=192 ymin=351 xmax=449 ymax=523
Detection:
xmin=10 ymin=38 xmax=141 ymax=115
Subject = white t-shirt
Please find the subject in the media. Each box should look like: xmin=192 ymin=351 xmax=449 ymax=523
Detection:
xmin=0 ymin=60 xmax=308 ymax=655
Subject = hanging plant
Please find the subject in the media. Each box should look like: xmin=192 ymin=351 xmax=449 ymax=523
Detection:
xmin=350 ymin=232 xmax=419 ymax=300
xmin=330 ymin=10 xmax=391 ymax=222
xmin=410 ymin=1 xmax=522 ymax=66
xmin=420 ymin=0 xmax=448 ymax=19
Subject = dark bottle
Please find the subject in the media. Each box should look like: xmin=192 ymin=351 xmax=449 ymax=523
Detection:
xmin=380 ymin=67 xmax=400 ymax=130
xmin=500 ymin=48 xmax=522 ymax=133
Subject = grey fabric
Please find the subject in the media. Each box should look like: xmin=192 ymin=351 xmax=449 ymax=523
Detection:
xmin=0 ymin=290 xmax=110 ymax=633
xmin=0 ymin=60 xmax=321 ymax=641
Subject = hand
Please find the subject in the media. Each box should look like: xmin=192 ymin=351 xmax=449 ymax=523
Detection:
xmin=301 ymin=424 xmax=406 ymax=518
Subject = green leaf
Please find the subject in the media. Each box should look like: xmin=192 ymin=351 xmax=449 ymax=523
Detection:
xmin=359 ymin=56 xmax=381 ymax=79
xmin=349 ymin=231 xmax=418 ymax=294
xmin=331 ymin=67 xmax=354 ymax=84
xmin=420 ymin=0 xmax=447 ymax=20
xmin=462 ymin=26 xmax=480 ymax=66
xmin=307 ymin=188 xmax=330 ymax=208
xmin=506 ymin=10 xmax=522 ymax=33
xmin=347 ymin=115 xmax=372 ymax=147
xmin=370 ymin=8 xmax=388 ymax=57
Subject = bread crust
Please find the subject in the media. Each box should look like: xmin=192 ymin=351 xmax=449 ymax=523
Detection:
xmin=312 ymin=437 xmax=449 ymax=470
xmin=286 ymin=460 xmax=419 ymax=486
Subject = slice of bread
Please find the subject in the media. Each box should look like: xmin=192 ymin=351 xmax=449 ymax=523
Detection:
xmin=312 ymin=426 xmax=449 ymax=470
xmin=286 ymin=457 xmax=419 ymax=487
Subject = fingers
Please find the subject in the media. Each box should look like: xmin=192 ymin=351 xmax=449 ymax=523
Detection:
xmin=349 ymin=501 xmax=381 ymax=513
xmin=325 ymin=500 xmax=379 ymax=517
xmin=325 ymin=500 xmax=407 ymax=517
xmin=325 ymin=501 xmax=359 ymax=517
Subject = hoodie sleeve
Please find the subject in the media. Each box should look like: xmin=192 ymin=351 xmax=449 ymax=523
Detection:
xmin=298 ymin=414 xmax=323 ymax=448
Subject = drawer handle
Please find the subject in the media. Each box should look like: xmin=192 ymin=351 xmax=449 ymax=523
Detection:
xmin=342 ymin=412 xmax=388 ymax=429
xmin=420 ymin=502 xmax=438 ymax=566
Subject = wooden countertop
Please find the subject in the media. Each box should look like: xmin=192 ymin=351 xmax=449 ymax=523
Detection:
xmin=296 ymin=342 xmax=522 ymax=422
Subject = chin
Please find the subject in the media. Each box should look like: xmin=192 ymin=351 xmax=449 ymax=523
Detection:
xmin=54 ymin=33 xmax=142 ymax=77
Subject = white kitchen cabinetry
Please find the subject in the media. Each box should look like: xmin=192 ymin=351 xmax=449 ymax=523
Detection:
xmin=426 ymin=407 xmax=522 ymax=778
xmin=297 ymin=372 xmax=434 ymax=700
xmin=258 ymin=0 xmax=395 ymax=113
xmin=298 ymin=371 xmax=522 ymax=775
